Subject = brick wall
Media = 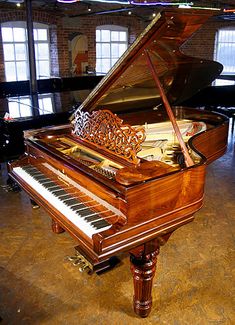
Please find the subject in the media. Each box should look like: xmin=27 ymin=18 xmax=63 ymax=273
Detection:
xmin=181 ymin=18 xmax=235 ymax=60
xmin=0 ymin=9 xmax=143 ymax=80
xmin=0 ymin=8 xmax=235 ymax=81
xmin=58 ymin=15 xmax=144 ymax=76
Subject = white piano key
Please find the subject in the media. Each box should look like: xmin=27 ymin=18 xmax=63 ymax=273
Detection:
xmin=13 ymin=166 xmax=112 ymax=238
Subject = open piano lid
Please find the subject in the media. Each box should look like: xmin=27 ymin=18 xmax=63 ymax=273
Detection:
xmin=75 ymin=8 xmax=222 ymax=115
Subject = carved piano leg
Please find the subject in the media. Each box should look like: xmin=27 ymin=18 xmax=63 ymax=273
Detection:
xmin=130 ymin=234 xmax=172 ymax=317
xmin=51 ymin=219 xmax=65 ymax=234
xmin=130 ymin=248 xmax=159 ymax=318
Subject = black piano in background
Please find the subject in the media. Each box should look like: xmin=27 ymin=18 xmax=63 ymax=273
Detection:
xmin=0 ymin=75 xmax=103 ymax=162
xmin=0 ymin=75 xmax=103 ymax=98
xmin=181 ymin=82 xmax=235 ymax=130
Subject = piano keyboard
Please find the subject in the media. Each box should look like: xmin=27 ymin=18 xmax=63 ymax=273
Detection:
xmin=13 ymin=164 xmax=115 ymax=238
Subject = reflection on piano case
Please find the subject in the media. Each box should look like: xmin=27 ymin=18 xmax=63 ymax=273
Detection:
xmin=8 ymin=9 xmax=229 ymax=318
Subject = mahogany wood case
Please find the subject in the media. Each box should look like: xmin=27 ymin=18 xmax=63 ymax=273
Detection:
xmin=8 ymin=8 xmax=228 ymax=318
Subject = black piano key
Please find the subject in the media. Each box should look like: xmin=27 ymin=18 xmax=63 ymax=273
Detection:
xmin=31 ymin=168 xmax=41 ymax=173
xmin=26 ymin=171 xmax=43 ymax=177
xmin=52 ymin=189 xmax=67 ymax=196
xmin=22 ymin=165 xmax=36 ymax=170
xmin=33 ymin=175 xmax=48 ymax=181
xmin=70 ymin=197 xmax=82 ymax=204
xmin=22 ymin=166 xmax=40 ymax=173
xmin=25 ymin=170 xmax=45 ymax=178
xmin=63 ymin=198 xmax=80 ymax=207
xmin=71 ymin=203 xmax=84 ymax=211
xmin=58 ymin=194 xmax=72 ymax=201
xmin=91 ymin=219 xmax=109 ymax=229
xmin=43 ymin=181 xmax=58 ymax=188
xmin=77 ymin=207 xmax=94 ymax=217
xmin=84 ymin=213 xmax=100 ymax=222
xmin=51 ymin=186 xmax=63 ymax=193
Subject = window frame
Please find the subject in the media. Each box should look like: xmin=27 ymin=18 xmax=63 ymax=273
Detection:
xmin=96 ymin=25 xmax=128 ymax=74
xmin=214 ymin=27 xmax=235 ymax=86
xmin=1 ymin=21 xmax=51 ymax=82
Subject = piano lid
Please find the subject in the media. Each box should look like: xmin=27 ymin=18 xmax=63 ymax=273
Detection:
xmin=75 ymin=9 xmax=223 ymax=115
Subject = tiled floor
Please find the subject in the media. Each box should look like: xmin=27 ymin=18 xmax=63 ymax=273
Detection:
xmin=0 ymin=125 xmax=234 ymax=325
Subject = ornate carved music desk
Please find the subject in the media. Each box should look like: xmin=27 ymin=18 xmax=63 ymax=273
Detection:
xmin=8 ymin=8 xmax=229 ymax=317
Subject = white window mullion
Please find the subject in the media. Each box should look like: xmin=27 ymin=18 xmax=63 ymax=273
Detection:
xmin=1 ymin=22 xmax=52 ymax=117
xmin=214 ymin=27 xmax=235 ymax=86
xmin=96 ymin=25 xmax=128 ymax=74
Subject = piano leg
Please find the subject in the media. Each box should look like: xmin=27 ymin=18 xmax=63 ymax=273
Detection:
xmin=51 ymin=219 xmax=65 ymax=234
xmin=130 ymin=234 xmax=172 ymax=317
xmin=130 ymin=247 xmax=159 ymax=318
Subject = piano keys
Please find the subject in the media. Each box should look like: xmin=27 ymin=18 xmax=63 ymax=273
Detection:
xmin=12 ymin=163 xmax=115 ymax=237
xmin=8 ymin=8 xmax=229 ymax=318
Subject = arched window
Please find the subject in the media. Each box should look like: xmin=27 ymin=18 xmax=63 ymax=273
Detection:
xmin=96 ymin=25 xmax=128 ymax=74
xmin=1 ymin=21 xmax=50 ymax=81
xmin=214 ymin=27 xmax=235 ymax=86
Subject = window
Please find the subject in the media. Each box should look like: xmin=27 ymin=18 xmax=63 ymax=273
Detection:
xmin=1 ymin=22 xmax=50 ymax=81
xmin=8 ymin=96 xmax=32 ymax=118
xmin=38 ymin=95 xmax=54 ymax=115
xmin=8 ymin=94 xmax=54 ymax=118
xmin=96 ymin=25 xmax=128 ymax=74
xmin=214 ymin=28 xmax=235 ymax=86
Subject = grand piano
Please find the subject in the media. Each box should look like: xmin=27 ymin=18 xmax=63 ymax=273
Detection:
xmin=8 ymin=9 xmax=229 ymax=317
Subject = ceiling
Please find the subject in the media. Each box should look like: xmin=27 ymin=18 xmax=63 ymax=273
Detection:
xmin=0 ymin=0 xmax=234 ymax=21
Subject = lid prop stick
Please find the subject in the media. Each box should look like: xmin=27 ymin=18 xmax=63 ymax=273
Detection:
xmin=145 ymin=49 xmax=194 ymax=167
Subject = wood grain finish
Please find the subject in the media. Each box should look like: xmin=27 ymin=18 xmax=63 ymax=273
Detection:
xmin=7 ymin=9 xmax=230 ymax=318
xmin=51 ymin=219 xmax=65 ymax=234
xmin=130 ymin=250 xmax=159 ymax=317
xmin=8 ymin=106 xmax=229 ymax=317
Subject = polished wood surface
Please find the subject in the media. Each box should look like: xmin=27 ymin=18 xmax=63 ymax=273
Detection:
xmin=8 ymin=105 xmax=229 ymax=317
xmin=7 ymin=9 xmax=229 ymax=318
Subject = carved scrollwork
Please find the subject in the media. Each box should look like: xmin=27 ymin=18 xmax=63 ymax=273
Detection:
xmin=72 ymin=108 xmax=146 ymax=164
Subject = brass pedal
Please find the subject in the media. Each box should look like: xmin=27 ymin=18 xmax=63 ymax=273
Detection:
xmin=67 ymin=251 xmax=93 ymax=274
xmin=67 ymin=246 xmax=120 ymax=275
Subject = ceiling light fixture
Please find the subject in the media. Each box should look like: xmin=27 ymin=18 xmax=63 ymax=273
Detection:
xmin=130 ymin=1 xmax=194 ymax=6
xmin=57 ymin=0 xmax=78 ymax=3
xmin=80 ymin=0 xmax=130 ymax=4
xmin=223 ymin=9 xmax=235 ymax=13
xmin=178 ymin=4 xmax=191 ymax=8
xmin=191 ymin=6 xmax=220 ymax=10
